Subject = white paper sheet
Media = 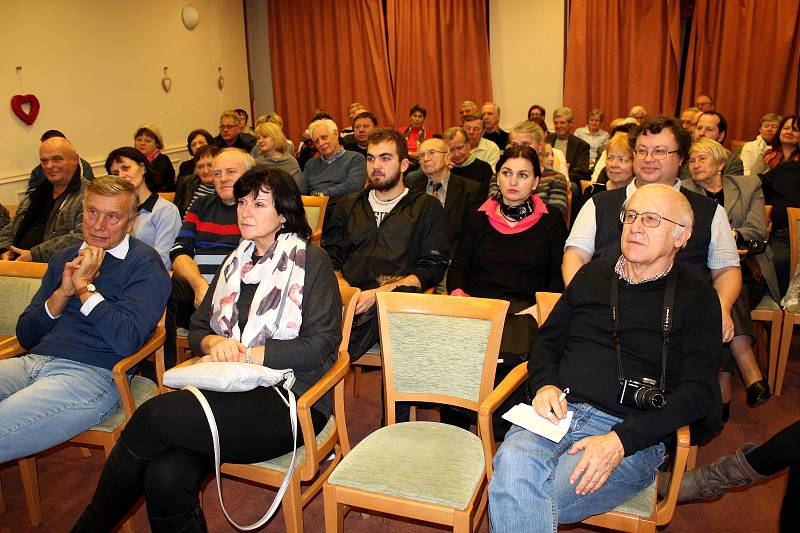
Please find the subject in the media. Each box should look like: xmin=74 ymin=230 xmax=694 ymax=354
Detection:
xmin=502 ymin=403 xmax=573 ymax=443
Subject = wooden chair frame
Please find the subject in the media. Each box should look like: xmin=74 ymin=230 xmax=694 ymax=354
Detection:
xmin=774 ymin=207 xmax=800 ymax=395
xmin=302 ymin=195 xmax=329 ymax=246
xmin=478 ymin=292 xmax=691 ymax=533
xmin=324 ymin=292 xmax=509 ymax=533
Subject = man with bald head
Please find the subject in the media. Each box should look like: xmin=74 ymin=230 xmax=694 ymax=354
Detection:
xmin=0 ymin=137 xmax=86 ymax=261
xmin=490 ymin=184 xmax=722 ymax=530
xmin=405 ymin=138 xmax=482 ymax=256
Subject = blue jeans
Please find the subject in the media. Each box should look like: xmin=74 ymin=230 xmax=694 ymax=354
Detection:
xmin=489 ymin=403 xmax=665 ymax=532
xmin=0 ymin=354 xmax=121 ymax=462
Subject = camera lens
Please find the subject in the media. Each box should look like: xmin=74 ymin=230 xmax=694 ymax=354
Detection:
xmin=635 ymin=387 xmax=666 ymax=409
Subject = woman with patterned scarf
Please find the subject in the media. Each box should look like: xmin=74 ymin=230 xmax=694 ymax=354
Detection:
xmin=72 ymin=167 xmax=342 ymax=532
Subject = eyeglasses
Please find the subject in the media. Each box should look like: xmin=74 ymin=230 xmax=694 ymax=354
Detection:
xmin=620 ymin=209 xmax=685 ymax=228
xmin=418 ymin=150 xmax=447 ymax=160
xmin=219 ymin=124 xmax=238 ymax=130
xmin=633 ymin=147 xmax=680 ymax=160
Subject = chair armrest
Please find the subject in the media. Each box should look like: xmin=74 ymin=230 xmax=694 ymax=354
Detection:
xmin=656 ymin=425 xmax=691 ymax=526
xmin=111 ymin=326 xmax=166 ymax=420
xmin=0 ymin=337 xmax=26 ymax=360
xmin=295 ymin=350 xmax=350 ymax=468
xmin=478 ymin=362 xmax=528 ymax=479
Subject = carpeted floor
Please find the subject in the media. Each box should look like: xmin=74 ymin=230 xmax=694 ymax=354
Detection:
xmin=1 ymin=334 xmax=797 ymax=533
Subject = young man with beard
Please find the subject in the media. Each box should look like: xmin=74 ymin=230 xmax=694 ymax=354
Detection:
xmin=324 ymin=128 xmax=449 ymax=373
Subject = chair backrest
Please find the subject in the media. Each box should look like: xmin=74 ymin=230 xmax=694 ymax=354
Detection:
xmin=0 ymin=261 xmax=47 ymax=338
xmin=339 ymin=285 xmax=360 ymax=352
xmin=3 ymin=204 xmax=16 ymax=218
xmin=730 ymin=139 xmax=746 ymax=156
xmin=302 ymin=195 xmax=329 ymax=245
xmin=376 ymin=292 xmax=508 ymax=423
xmin=788 ymin=207 xmax=800 ymax=286
xmin=535 ymin=292 xmax=561 ymax=326
xmin=158 ymin=191 xmax=175 ymax=203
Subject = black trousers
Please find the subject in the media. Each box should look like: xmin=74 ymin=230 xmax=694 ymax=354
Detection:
xmin=120 ymin=388 xmax=327 ymax=517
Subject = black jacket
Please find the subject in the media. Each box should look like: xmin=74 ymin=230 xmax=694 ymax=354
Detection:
xmin=546 ymin=133 xmax=591 ymax=183
xmin=323 ymin=187 xmax=449 ymax=290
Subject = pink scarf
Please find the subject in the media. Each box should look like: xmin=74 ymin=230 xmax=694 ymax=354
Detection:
xmin=478 ymin=194 xmax=548 ymax=235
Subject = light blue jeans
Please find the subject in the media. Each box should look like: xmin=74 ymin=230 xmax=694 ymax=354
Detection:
xmin=0 ymin=354 xmax=121 ymax=463
xmin=488 ymin=403 xmax=665 ymax=533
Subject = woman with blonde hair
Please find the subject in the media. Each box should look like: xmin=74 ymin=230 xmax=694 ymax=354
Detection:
xmin=251 ymin=121 xmax=302 ymax=185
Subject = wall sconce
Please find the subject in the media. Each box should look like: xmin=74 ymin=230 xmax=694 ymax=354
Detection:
xmin=182 ymin=4 xmax=200 ymax=30
xmin=162 ymin=66 xmax=172 ymax=93
xmin=217 ymin=67 xmax=224 ymax=90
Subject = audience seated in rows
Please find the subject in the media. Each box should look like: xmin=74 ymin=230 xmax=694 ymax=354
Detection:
xmin=251 ymin=121 xmax=302 ymax=185
xmin=444 ymin=126 xmax=493 ymax=198
xmin=740 ymin=113 xmax=781 ymax=176
xmin=679 ymin=111 xmax=744 ymax=179
xmin=404 ymin=137 xmax=482 ymax=260
xmin=1 ymin=137 xmax=86 ymax=262
xmin=178 ymin=129 xmax=214 ymax=178
xmin=71 ymin=167 xmax=341 ymax=532
xmin=547 ymin=106 xmax=591 ymax=184
xmin=134 ymin=124 xmax=176 ymax=192
xmin=214 ymin=109 xmax=256 ymax=153
xmin=254 ymin=112 xmax=295 ymax=155
xmin=105 ymin=146 xmax=182 ymax=268
xmin=527 ymin=104 xmax=546 ymax=122
xmin=0 ymin=175 xmax=170 ymax=464
xmin=28 ymin=129 xmax=94 ymax=189
xmin=174 ymin=144 xmax=219 ymax=220
xmin=324 ymin=128 xmax=449 ymax=422
xmin=763 ymin=114 xmax=800 ymax=170
xmin=482 ymin=101 xmax=509 ymax=151
xmin=628 ymin=104 xmax=648 ymax=124
xmin=683 ymin=138 xmax=774 ymax=412
xmin=463 ymin=113 xmax=501 ymax=169
xmin=695 ymin=94 xmax=714 ymax=112
xmin=574 ymin=108 xmax=610 ymax=168
xmin=680 ymin=106 xmax=702 ymax=137
xmin=400 ymin=104 xmax=431 ymax=155
xmin=458 ymin=100 xmax=478 ymax=125
xmin=166 ymin=148 xmax=253 ymax=368
xmin=296 ymin=109 xmax=331 ymax=170
xmin=341 ymin=102 xmax=367 ymax=136
xmin=490 ymin=184 xmax=722 ymax=530
xmin=583 ymin=132 xmax=635 ymax=201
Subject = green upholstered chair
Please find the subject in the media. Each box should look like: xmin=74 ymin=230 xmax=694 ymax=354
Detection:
xmin=324 ymin=292 xmax=508 ymax=532
xmin=0 ymin=258 xmax=166 ymax=531
xmin=302 ymin=194 xmax=329 ymax=246
xmin=479 ymin=292 xmax=692 ymax=533
xmin=211 ymin=285 xmax=357 ymax=533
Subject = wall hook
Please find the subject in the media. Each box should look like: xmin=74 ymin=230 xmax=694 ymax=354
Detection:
xmin=217 ymin=67 xmax=224 ymax=90
xmin=162 ymin=66 xmax=172 ymax=93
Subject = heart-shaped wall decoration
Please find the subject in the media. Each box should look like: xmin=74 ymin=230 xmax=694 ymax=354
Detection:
xmin=11 ymin=94 xmax=40 ymax=125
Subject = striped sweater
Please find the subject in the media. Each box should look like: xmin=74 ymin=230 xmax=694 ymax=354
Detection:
xmin=169 ymin=194 xmax=240 ymax=281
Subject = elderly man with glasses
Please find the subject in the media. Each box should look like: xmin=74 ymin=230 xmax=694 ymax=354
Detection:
xmin=489 ymin=183 xmax=723 ymax=531
xmin=562 ymin=114 xmax=741 ymax=431
xmin=404 ymin=138 xmax=482 ymax=258
xmin=214 ymin=109 xmax=256 ymax=152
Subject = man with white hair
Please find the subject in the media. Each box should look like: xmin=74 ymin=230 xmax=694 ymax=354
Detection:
xmin=482 ymin=102 xmax=509 ymax=150
xmin=629 ymin=105 xmax=648 ymax=124
xmin=0 ymin=137 xmax=86 ymax=262
xmin=458 ymin=100 xmax=479 ymax=124
xmin=299 ymin=119 xmax=366 ymax=208
xmin=490 ymin=183 xmax=722 ymax=530
xmin=546 ymin=106 xmax=591 ymax=183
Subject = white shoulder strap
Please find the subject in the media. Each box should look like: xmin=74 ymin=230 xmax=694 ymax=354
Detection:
xmin=184 ymin=382 xmax=298 ymax=531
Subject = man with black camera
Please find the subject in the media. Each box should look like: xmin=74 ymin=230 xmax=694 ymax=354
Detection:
xmin=489 ymin=184 xmax=722 ymax=531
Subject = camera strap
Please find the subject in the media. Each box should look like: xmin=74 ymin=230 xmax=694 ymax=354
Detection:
xmin=610 ymin=266 xmax=677 ymax=392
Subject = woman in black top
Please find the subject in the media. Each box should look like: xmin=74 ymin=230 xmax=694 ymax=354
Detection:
xmin=177 ymin=129 xmax=215 ymax=178
xmin=134 ymin=124 xmax=176 ymax=192
xmin=73 ymin=167 xmax=341 ymax=532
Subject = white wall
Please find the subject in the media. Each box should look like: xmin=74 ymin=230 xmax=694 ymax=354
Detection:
xmin=489 ymin=0 xmax=566 ymax=130
xmin=0 ymin=0 xmax=251 ymax=204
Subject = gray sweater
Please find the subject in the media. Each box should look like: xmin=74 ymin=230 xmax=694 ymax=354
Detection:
xmin=252 ymin=151 xmax=303 ymax=186
xmin=300 ymin=150 xmax=366 ymax=198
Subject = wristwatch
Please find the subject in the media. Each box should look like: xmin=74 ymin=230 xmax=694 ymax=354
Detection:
xmin=75 ymin=283 xmax=97 ymax=298
xmin=245 ymin=347 xmax=253 ymax=364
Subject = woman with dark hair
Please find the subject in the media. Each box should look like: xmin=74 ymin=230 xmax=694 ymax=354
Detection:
xmin=105 ymin=147 xmax=181 ymax=268
xmin=763 ymin=115 xmax=800 ymax=170
xmin=72 ymin=167 xmax=342 ymax=532
xmin=177 ymin=129 xmax=215 ymax=178
xmin=174 ymin=144 xmax=220 ymax=219
xmin=134 ymin=124 xmax=176 ymax=192
xmin=401 ymin=104 xmax=430 ymax=155
xmin=528 ymin=104 xmax=546 ymax=122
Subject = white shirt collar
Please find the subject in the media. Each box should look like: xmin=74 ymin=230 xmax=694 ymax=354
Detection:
xmin=80 ymin=234 xmax=130 ymax=260
xmin=626 ymin=178 xmax=681 ymax=197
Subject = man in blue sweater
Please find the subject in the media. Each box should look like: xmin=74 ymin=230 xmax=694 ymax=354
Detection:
xmin=0 ymin=176 xmax=170 ymax=462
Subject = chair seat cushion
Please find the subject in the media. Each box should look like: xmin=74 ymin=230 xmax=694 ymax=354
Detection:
xmin=249 ymin=415 xmax=336 ymax=473
xmin=608 ymin=480 xmax=655 ymax=517
xmin=754 ymin=295 xmax=780 ymax=312
xmin=90 ymin=376 xmax=157 ymax=432
xmin=328 ymin=421 xmax=485 ymax=509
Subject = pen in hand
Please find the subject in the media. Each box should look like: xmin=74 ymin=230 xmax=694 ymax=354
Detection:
xmin=548 ymin=387 xmax=570 ymax=417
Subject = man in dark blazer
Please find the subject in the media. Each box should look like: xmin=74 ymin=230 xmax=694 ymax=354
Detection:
xmin=546 ymin=106 xmax=591 ymax=184
xmin=405 ymin=138 xmax=482 ymax=257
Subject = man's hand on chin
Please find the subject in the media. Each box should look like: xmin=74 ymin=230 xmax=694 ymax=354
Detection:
xmin=567 ymin=431 xmax=625 ymax=495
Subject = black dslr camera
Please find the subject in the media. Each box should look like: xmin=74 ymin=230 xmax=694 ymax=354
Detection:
xmin=618 ymin=377 xmax=666 ymax=410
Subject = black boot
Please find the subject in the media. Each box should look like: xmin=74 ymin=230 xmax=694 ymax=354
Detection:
xmin=71 ymin=440 xmax=149 ymax=533
xmin=148 ymin=505 xmax=208 ymax=533
xmin=678 ymin=443 xmax=765 ymax=501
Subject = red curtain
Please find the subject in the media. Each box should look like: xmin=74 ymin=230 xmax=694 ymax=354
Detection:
xmin=386 ymin=0 xmax=493 ymax=135
xmin=267 ymin=0 xmax=396 ymax=144
xmin=563 ymin=0 xmax=682 ymax=126
xmin=681 ymin=0 xmax=800 ymax=143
